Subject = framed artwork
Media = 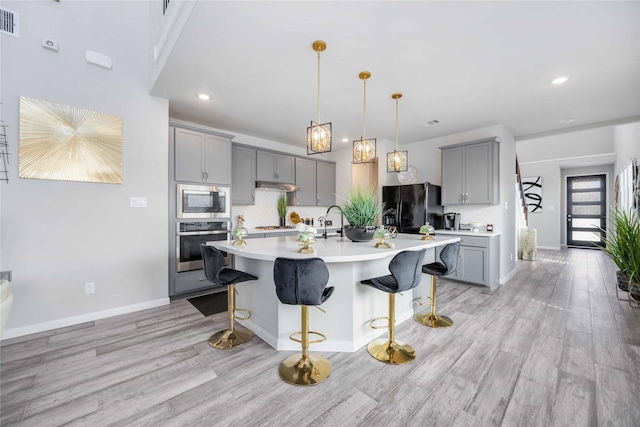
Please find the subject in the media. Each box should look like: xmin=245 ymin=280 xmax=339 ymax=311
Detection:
xmin=19 ymin=97 xmax=123 ymax=184
xmin=522 ymin=176 xmax=542 ymax=213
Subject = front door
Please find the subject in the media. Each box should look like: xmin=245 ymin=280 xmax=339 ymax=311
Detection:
xmin=566 ymin=174 xmax=606 ymax=247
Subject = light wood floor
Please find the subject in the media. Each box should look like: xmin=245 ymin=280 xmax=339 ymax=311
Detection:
xmin=2 ymin=248 xmax=640 ymax=426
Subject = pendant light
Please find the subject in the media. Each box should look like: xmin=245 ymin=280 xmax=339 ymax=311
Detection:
xmin=353 ymin=71 xmax=376 ymax=164
xmin=307 ymin=40 xmax=332 ymax=155
xmin=387 ymin=93 xmax=408 ymax=173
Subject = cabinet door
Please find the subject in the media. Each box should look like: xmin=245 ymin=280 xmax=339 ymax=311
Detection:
xmin=459 ymin=246 xmax=486 ymax=284
xmin=256 ymin=151 xmax=277 ymax=181
xmin=294 ymin=158 xmax=316 ymax=205
xmin=441 ymin=147 xmax=465 ymax=205
xmin=232 ymin=145 xmax=256 ymax=204
xmin=175 ymin=128 xmax=204 ymax=183
xmin=203 ymin=134 xmax=231 ymax=185
xmin=276 ymin=154 xmax=295 ymax=183
xmin=465 ymin=142 xmax=493 ymax=204
xmin=316 ymin=161 xmax=336 ymax=206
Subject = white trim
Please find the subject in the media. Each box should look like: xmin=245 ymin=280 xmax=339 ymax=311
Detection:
xmin=499 ymin=268 xmax=518 ymax=285
xmin=1 ymin=298 xmax=170 ymax=340
xmin=519 ymin=153 xmax=616 ymax=166
xmin=537 ymin=245 xmax=562 ymax=250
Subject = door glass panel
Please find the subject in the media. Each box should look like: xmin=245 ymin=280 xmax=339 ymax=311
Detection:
xmin=570 ymin=178 xmax=602 ymax=190
xmin=572 ymin=205 xmax=601 ymax=215
xmin=572 ymin=218 xmax=601 ymax=228
xmin=572 ymin=192 xmax=601 ymax=202
xmin=572 ymin=231 xmax=601 ymax=242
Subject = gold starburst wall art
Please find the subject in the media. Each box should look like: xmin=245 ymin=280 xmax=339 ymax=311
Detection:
xmin=19 ymin=97 xmax=123 ymax=184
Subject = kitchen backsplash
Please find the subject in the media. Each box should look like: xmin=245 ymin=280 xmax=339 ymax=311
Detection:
xmin=231 ymin=190 xmax=342 ymax=229
xmin=444 ymin=204 xmax=503 ymax=231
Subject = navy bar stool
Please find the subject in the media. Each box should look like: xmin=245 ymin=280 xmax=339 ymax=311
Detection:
xmin=414 ymin=242 xmax=460 ymax=328
xmin=360 ymin=249 xmax=426 ymax=364
xmin=200 ymin=244 xmax=257 ymax=349
xmin=273 ymin=257 xmax=334 ymax=386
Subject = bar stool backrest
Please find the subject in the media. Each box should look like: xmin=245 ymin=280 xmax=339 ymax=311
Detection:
xmin=200 ymin=245 xmax=226 ymax=286
xmin=273 ymin=258 xmax=333 ymax=306
xmin=389 ymin=249 xmax=426 ymax=292
xmin=438 ymin=242 xmax=460 ymax=276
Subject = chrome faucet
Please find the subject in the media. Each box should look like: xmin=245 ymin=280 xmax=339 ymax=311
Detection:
xmin=317 ymin=216 xmax=327 ymax=239
xmin=326 ymin=205 xmax=345 ymax=239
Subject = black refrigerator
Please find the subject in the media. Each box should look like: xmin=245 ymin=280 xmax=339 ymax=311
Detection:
xmin=382 ymin=183 xmax=444 ymax=234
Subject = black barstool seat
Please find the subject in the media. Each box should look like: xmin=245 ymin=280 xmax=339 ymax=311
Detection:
xmin=201 ymin=244 xmax=257 ymax=349
xmin=360 ymin=249 xmax=426 ymax=365
xmin=273 ymin=257 xmax=334 ymax=386
xmin=414 ymin=242 xmax=460 ymax=328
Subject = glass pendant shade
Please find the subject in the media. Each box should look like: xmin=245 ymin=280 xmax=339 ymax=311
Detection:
xmin=353 ymin=71 xmax=377 ymax=164
xmin=307 ymin=40 xmax=332 ymax=155
xmin=353 ymin=137 xmax=377 ymax=163
xmin=307 ymin=121 xmax=332 ymax=155
xmin=387 ymin=150 xmax=408 ymax=172
xmin=387 ymin=92 xmax=409 ymax=173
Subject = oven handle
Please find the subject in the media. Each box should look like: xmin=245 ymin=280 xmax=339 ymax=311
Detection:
xmin=176 ymin=230 xmax=230 ymax=236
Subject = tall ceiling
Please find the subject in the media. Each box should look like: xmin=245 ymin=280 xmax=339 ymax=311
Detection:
xmin=150 ymin=1 xmax=640 ymax=149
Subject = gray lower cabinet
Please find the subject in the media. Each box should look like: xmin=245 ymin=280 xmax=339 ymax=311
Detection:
xmin=232 ymin=145 xmax=256 ymax=204
xmin=316 ymin=161 xmax=336 ymax=206
xmin=256 ymin=150 xmax=295 ymax=183
xmin=174 ymin=127 xmax=231 ymax=184
xmin=294 ymin=157 xmax=317 ymax=205
xmin=436 ymin=233 xmax=499 ymax=287
xmin=440 ymin=138 xmax=499 ymax=205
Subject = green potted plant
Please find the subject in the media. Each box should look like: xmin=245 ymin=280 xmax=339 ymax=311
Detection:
xmin=341 ymin=186 xmax=383 ymax=242
xmin=600 ymin=208 xmax=640 ymax=303
xmin=277 ymin=193 xmax=288 ymax=227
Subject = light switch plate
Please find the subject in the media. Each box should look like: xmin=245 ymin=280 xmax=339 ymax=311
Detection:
xmin=130 ymin=197 xmax=147 ymax=208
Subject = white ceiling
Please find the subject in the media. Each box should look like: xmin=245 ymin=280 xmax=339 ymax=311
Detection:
xmin=151 ymin=1 xmax=640 ymax=149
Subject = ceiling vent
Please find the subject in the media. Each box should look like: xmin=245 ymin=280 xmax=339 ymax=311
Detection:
xmin=421 ymin=119 xmax=441 ymax=128
xmin=0 ymin=7 xmax=19 ymax=37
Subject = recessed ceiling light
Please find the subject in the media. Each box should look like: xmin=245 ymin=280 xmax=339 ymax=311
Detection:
xmin=551 ymin=76 xmax=570 ymax=85
xmin=560 ymin=118 xmax=575 ymax=124
xmin=341 ymin=138 xmax=349 ymax=143
xmin=196 ymin=93 xmax=211 ymax=101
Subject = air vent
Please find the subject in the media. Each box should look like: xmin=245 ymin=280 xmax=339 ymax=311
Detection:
xmin=0 ymin=7 xmax=19 ymax=37
xmin=421 ymin=119 xmax=441 ymax=128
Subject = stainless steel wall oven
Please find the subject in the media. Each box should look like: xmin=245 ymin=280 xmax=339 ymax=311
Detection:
xmin=176 ymin=221 xmax=229 ymax=273
xmin=177 ymin=184 xmax=230 ymax=219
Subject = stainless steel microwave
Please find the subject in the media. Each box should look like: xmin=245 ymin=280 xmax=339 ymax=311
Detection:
xmin=177 ymin=184 xmax=230 ymax=219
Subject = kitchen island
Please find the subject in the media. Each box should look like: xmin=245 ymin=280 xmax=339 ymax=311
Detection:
xmin=209 ymin=234 xmax=460 ymax=352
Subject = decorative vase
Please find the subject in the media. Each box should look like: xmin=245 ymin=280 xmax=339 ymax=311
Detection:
xmin=279 ymin=217 xmax=286 ymax=227
xmin=616 ymin=270 xmax=631 ymax=292
xmin=344 ymin=225 xmax=377 ymax=242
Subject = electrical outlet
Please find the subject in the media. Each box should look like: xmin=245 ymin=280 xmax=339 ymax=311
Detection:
xmin=85 ymin=282 xmax=95 ymax=294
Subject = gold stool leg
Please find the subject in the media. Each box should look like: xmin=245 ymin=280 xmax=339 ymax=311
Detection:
xmin=414 ymin=276 xmax=453 ymax=328
xmin=209 ymin=284 xmax=254 ymax=349
xmin=279 ymin=305 xmax=332 ymax=386
xmin=368 ymin=293 xmax=416 ymax=364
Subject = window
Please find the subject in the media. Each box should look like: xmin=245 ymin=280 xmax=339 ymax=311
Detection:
xmin=617 ymin=158 xmax=638 ymax=214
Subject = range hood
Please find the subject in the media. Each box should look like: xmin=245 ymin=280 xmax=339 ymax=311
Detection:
xmin=255 ymin=181 xmax=299 ymax=192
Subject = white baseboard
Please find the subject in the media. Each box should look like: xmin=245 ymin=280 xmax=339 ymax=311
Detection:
xmin=499 ymin=268 xmax=518 ymax=285
xmin=537 ymin=245 xmax=561 ymax=250
xmin=1 ymin=298 xmax=170 ymax=341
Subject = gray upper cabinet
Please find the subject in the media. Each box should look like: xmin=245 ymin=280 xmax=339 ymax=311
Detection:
xmin=256 ymin=151 xmax=295 ymax=183
xmin=316 ymin=161 xmax=336 ymax=206
xmin=174 ymin=127 xmax=231 ymax=184
xmin=294 ymin=157 xmax=316 ymax=205
xmin=232 ymin=145 xmax=256 ymax=205
xmin=440 ymin=138 xmax=499 ymax=205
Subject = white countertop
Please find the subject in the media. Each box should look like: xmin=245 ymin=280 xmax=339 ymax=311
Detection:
xmin=435 ymin=229 xmax=502 ymax=237
xmin=211 ymin=234 xmax=460 ymax=263
xmin=249 ymin=226 xmax=339 ymax=235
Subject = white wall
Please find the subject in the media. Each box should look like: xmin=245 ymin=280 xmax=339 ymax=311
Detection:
xmin=1 ymin=1 xmax=169 ymax=338
xmin=613 ymin=121 xmax=640 ymax=176
xmin=517 ymin=126 xmax=617 ymax=249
